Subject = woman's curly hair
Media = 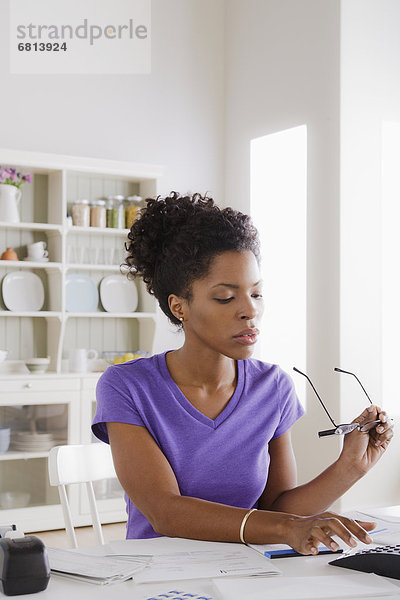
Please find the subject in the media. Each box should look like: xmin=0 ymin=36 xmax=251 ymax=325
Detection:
xmin=124 ymin=192 xmax=260 ymax=325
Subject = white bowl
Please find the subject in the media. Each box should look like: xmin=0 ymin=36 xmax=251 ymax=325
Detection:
xmin=0 ymin=350 xmax=8 ymax=363
xmin=25 ymin=358 xmax=50 ymax=373
xmin=102 ymin=350 xmax=149 ymax=365
xmin=0 ymin=491 xmax=31 ymax=509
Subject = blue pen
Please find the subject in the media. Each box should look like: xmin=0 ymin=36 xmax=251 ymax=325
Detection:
xmin=265 ymin=530 xmax=389 ymax=559
xmin=370 ymin=528 xmax=388 ymax=536
xmin=264 ymin=546 xmax=343 ymax=559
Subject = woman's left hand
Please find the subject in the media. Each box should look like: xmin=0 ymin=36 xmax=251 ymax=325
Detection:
xmin=340 ymin=405 xmax=394 ymax=475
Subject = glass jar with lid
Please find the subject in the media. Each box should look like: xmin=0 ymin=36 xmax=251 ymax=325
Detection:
xmin=105 ymin=196 xmax=114 ymax=228
xmin=90 ymin=199 xmax=106 ymax=228
xmin=110 ymin=195 xmax=125 ymax=228
xmin=72 ymin=199 xmax=90 ymax=227
xmin=125 ymin=195 xmax=142 ymax=229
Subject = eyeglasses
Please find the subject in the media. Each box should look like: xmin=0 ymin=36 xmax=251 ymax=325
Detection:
xmin=293 ymin=366 xmax=381 ymax=437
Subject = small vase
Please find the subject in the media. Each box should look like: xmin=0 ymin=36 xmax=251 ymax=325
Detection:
xmin=1 ymin=247 xmax=19 ymax=261
xmin=0 ymin=184 xmax=22 ymax=223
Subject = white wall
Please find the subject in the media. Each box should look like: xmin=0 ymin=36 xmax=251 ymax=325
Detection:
xmin=224 ymin=0 xmax=342 ymax=485
xmin=0 ymin=0 xmax=225 ymax=200
xmin=339 ymin=0 xmax=400 ymax=509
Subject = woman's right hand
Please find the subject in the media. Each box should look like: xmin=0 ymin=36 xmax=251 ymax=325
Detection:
xmin=283 ymin=512 xmax=375 ymax=555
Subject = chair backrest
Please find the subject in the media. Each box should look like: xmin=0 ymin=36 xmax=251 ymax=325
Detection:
xmin=48 ymin=443 xmax=117 ymax=548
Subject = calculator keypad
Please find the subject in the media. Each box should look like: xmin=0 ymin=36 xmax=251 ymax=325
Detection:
xmin=353 ymin=544 xmax=400 ymax=556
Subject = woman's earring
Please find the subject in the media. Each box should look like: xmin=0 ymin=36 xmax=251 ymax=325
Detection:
xmin=179 ymin=317 xmax=184 ymax=323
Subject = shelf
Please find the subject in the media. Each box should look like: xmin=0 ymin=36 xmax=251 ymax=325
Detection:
xmin=0 ymin=221 xmax=62 ymax=233
xmin=0 ymin=505 xmax=65 ymax=533
xmin=0 ymin=148 xmax=161 ymax=533
xmin=65 ymin=311 xmax=156 ymax=319
xmin=0 ymin=369 xmax=102 ymax=379
xmin=0 ymin=260 xmax=62 ymax=271
xmin=67 ymin=225 xmax=130 ymax=236
xmin=65 ymin=264 xmax=122 ymax=272
xmin=0 ymin=451 xmax=51 ymax=461
xmin=0 ymin=311 xmax=62 ymax=319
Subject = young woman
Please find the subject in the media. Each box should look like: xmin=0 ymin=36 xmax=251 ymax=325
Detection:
xmin=92 ymin=192 xmax=393 ymax=554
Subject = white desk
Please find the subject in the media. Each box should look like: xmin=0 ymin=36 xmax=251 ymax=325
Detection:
xmin=8 ymin=506 xmax=400 ymax=600
xmin=9 ymin=544 xmax=400 ymax=600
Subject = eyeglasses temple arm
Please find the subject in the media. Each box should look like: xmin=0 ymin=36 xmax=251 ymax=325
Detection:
xmin=334 ymin=367 xmax=373 ymax=405
xmin=293 ymin=367 xmax=337 ymax=427
xmin=318 ymin=428 xmax=338 ymax=437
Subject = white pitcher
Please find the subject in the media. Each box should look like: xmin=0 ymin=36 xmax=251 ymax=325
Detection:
xmin=0 ymin=184 xmax=21 ymax=223
xmin=69 ymin=348 xmax=98 ymax=373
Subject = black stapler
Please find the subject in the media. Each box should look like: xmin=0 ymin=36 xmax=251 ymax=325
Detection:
xmin=0 ymin=535 xmax=50 ymax=596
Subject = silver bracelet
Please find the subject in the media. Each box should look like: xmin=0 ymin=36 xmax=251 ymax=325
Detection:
xmin=239 ymin=508 xmax=257 ymax=544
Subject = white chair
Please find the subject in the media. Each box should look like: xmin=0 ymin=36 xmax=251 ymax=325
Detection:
xmin=48 ymin=443 xmax=118 ymax=548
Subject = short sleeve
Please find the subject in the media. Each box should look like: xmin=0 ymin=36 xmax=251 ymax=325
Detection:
xmin=272 ymin=367 xmax=304 ymax=439
xmin=91 ymin=366 xmax=146 ymax=443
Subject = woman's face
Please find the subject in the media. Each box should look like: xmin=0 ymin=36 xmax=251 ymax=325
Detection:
xmin=178 ymin=250 xmax=264 ymax=360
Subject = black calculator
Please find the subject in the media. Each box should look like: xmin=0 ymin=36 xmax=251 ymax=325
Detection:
xmin=329 ymin=544 xmax=400 ymax=580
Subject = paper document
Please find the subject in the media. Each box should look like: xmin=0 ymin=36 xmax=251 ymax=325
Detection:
xmin=212 ymin=573 xmax=400 ymax=600
xmin=344 ymin=510 xmax=400 ymax=545
xmin=249 ymin=543 xmax=292 ymax=556
xmin=105 ymin=538 xmax=281 ymax=583
xmin=355 ymin=506 xmax=400 ymax=523
xmin=134 ymin=546 xmax=281 ymax=584
xmin=108 ymin=536 xmax=258 ymax=555
xmin=47 ymin=547 xmax=151 ymax=585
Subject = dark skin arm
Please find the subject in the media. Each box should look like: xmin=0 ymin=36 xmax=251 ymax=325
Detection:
xmin=259 ymin=431 xmax=362 ymax=514
xmin=259 ymin=406 xmax=394 ymax=514
xmin=107 ymin=422 xmax=374 ymax=554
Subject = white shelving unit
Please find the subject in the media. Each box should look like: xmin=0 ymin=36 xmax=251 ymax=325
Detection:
xmin=0 ymin=149 xmax=164 ymax=531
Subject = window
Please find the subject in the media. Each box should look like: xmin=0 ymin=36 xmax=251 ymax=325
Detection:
xmin=250 ymin=125 xmax=307 ymax=405
xmin=381 ymin=121 xmax=400 ymax=414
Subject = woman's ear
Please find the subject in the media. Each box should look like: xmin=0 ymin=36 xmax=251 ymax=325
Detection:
xmin=168 ymin=294 xmax=188 ymax=323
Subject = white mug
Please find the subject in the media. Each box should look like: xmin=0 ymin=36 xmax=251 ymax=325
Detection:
xmin=68 ymin=348 xmax=98 ymax=373
xmin=27 ymin=241 xmax=48 ymax=259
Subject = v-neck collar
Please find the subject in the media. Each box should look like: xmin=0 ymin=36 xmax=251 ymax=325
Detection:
xmin=158 ymin=351 xmax=245 ymax=429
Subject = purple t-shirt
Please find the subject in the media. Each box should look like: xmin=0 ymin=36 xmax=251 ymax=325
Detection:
xmin=92 ymin=351 xmax=304 ymax=539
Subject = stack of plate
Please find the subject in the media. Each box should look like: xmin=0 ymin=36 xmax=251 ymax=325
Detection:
xmin=10 ymin=432 xmax=56 ymax=452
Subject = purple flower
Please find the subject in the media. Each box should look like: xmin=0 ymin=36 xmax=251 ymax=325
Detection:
xmin=0 ymin=166 xmax=32 ymax=188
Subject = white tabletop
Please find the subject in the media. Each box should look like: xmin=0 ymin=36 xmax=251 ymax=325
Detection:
xmin=11 ymin=543 xmax=400 ymax=600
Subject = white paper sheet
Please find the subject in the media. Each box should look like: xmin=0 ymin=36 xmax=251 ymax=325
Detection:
xmin=212 ymin=573 xmax=400 ymax=600
xmin=108 ymin=537 xmax=258 ymax=555
xmin=134 ymin=547 xmax=281 ymax=584
xmin=139 ymin=588 xmax=217 ymax=599
xmin=47 ymin=547 xmax=150 ymax=584
xmin=344 ymin=510 xmax=400 ymax=545
xmin=354 ymin=506 xmax=400 ymax=523
xmin=105 ymin=538 xmax=281 ymax=583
